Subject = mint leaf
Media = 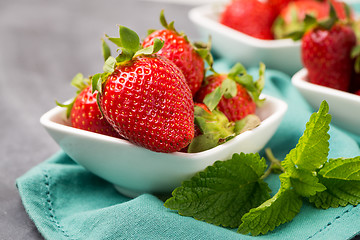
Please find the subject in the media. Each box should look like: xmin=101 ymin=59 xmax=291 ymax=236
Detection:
xmin=238 ymin=175 xmax=302 ymax=236
xmin=164 ymin=153 xmax=271 ymax=228
xmin=282 ymin=101 xmax=331 ymax=172
xmin=287 ymin=169 xmax=326 ymax=197
xmin=308 ymin=175 xmax=360 ymax=209
xmin=318 ymin=157 xmax=360 ymax=181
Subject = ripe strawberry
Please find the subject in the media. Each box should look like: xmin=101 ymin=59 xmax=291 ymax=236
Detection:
xmin=195 ymin=63 xmax=265 ymax=122
xmin=95 ymin=26 xmax=194 ymax=153
xmin=355 ymin=89 xmax=360 ymax=96
xmin=219 ymin=0 xmax=277 ymax=40
xmin=302 ymin=11 xmax=356 ymax=91
xmin=142 ymin=11 xmax=210 ymax=96
xmin=273 ymin=0 xmax=328 ymax=39
xmin=268 ymin=0 xmax=293 ymax=14
xmin=57 ymin=73 xmax=120 ymax=138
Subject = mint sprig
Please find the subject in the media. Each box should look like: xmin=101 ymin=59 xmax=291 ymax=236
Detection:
xmin=164 ymin=153 xmax=271 ymax=228
xmin=165 ymin=101 xmax=360 ymax=236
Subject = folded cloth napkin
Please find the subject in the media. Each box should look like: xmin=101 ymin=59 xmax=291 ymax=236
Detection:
xmin=17 ymin=63 xmax=360 ymax=240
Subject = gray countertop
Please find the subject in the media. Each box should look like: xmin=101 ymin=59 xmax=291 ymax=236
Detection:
xmin=0 ymin=1 xmax=199 ymax=239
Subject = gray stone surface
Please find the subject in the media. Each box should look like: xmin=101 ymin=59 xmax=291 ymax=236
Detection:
xmin=0 ymin=1 xmax=199 ymax=239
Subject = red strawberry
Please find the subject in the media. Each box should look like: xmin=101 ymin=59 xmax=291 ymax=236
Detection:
xmin=95 ymin=26 xmax=194 ymax=153
xmin=142 ymin=11 xmax=210 ymax=96
xmin=268 ymin=0 xmax=293 ymax=14
xmin=355 ymin=89 xmax=360 ymax=96
xmin=219 ymin=0 xmax=277 ymax=40
xmin=273 ymin=0 xmax=328 ymax=39
xmin=57 ymin=74 xmax=120 ymax=138
xmin=195 ymin=63 xmax=265 ymax=122
xmin=302 ymin=13 xmax=356 ymax=91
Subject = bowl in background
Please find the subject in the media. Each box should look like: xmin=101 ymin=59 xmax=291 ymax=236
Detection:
xmin=188 ymin=3 xmax=302 ymax=75
xmin=292 ymin=68 xmax=360 ymax=135
xmin=40 ymin=94 xmax=287 ymax=197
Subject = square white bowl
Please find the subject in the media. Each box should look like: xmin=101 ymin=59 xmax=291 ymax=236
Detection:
xmin=188 ymin=3 xmax=302 ymax=75
xmin=40 ymin=94 xmax=287 ymax=197
xmin=292 ymin=68 xmax=360 ymax=135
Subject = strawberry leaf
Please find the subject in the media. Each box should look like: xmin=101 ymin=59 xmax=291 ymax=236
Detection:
xmin=164 ymin=153 xmax=271 ymax=228
xmin=91 ymin=73 xmax=102 ymax=94
xmin=101 ymin=38 xmax=111 ymax=62
xmin=70 ymin=73 xmax=88 ymax=92
xmin=234 ymin=115 xmax=261 ymax=135
xmin=160 ymin=9 xmax=177 ymax=33
xmin=203 ymin=86 xmax=222 ymax=111
xmin=118 ymin=25 xmax=140 ymax=53
xmin=187 ymin=105 xmax=234 ymax=153
xmin=103 ymin=56 xmax=116 ymax=74
xmin=134 ymin=38 xmax=164 ymax=57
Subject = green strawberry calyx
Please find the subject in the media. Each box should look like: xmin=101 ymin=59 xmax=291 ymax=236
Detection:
xmin=203 ymin=62 xmax=266 ymax=112
xmin=147 ymin=10 xmax=214 ymax=71
xmin=56 ymin=73 xmax=90 ymax=118
xmin=286 ymin=2 xmax=351 ymax=41
xmin=92 ymin=26 xmax=165 ymax=96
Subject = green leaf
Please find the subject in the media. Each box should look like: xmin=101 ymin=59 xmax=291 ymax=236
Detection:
xmin=107 ymin=36 xmax=122 ymax=48
xmin=228 ymin=62 xmax=247 ymax=79
xmin=221 ymin=77 xmax=237 ymax=99
xmin=91 ymin=73 xmax=102 ymax=94
xmin=159 ymin=9 xmax=176 ymax=32
xmin=308 ymin=175 xmax=360 ymax=209
xmin=238 ymin=181 xmax=302 ymax=236
xmin=70 ymin=73 xmax=87 ymax=91
xmin=203 ymin=86 xmax=222 ymax=111
xmin=282 ymin=101 xmax=331 ymax=172
xmin=118 ymin=26 xmax=140 ymax=53
xmin=187 ymin=105 xmax=234 ymax=153
xmin=286 ymin=170 xmax=326 ymax=197
xmin=103 ymin=56 xmax=116 ymax=73
xmin=234 ymin=115 xmax=261 ymax=135
xmin=164 ymin=153 xmax=271 ymax=228
xmin=116 ymin=48 xmax=134 ymax=63
xmin=101 ymin=38 xmax=111 ymax=62
xmin=56 ymin=98 xmax=75 ymax=119
xmin=318 ymin=157 xmax=360 ymax=181
xmin=134 ymin=38 xmax=164 ymax=57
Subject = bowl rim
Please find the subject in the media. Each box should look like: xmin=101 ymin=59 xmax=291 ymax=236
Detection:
xmin=188 ymin=3 xmax=301 ymax=49
xmin=292 ymin=68 xmax=360 ymax=104
xmin=40 ymin=94 xmax=288 ymax=159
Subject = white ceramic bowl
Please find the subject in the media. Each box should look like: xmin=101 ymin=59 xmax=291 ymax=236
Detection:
xmin=188 ymin=3 xmax=302 ymax=75
xmin=292 ymin=68 xmax=360 ymax=135
xmin=40 ymin=94 xmax=287 ymax=197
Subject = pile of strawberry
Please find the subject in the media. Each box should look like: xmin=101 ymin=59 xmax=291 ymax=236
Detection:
xmin=220 ymin=0 xmax=360 ymax=95
xmin=219 ymin=0 xmax=349 ymax=40
xmin=58 ymin=11 xmax=266 ymax=154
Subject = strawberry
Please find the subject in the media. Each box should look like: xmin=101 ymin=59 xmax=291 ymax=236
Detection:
xmin=94 ymin=26 xmax=194 ymax=153
xmin=268 ymin=0 xmax=293 ymax=14
xmin=195 ymin=63 xmax=265 ymax=122
xmin=273 ymin=0 xmax=328 ymax=39
xmin=355 ymin=89 xmax=360 ymax=96
xmin=57 ymin=73 xmax=120 ymax=138
xmin=219 ymin=0 xmax=277 ymax=40
xmin=302 ymin=8 xmax=356 ymax=91
xmin=142 ymin=11 xmax=211 ymax=96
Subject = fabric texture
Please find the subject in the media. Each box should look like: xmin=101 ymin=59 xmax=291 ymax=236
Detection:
xmin=17 ymin=62 xmax=360 ymax=240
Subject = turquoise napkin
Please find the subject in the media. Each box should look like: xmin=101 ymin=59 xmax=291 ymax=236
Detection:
xmin=17 ymin=64 xmax=360 ymax=240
